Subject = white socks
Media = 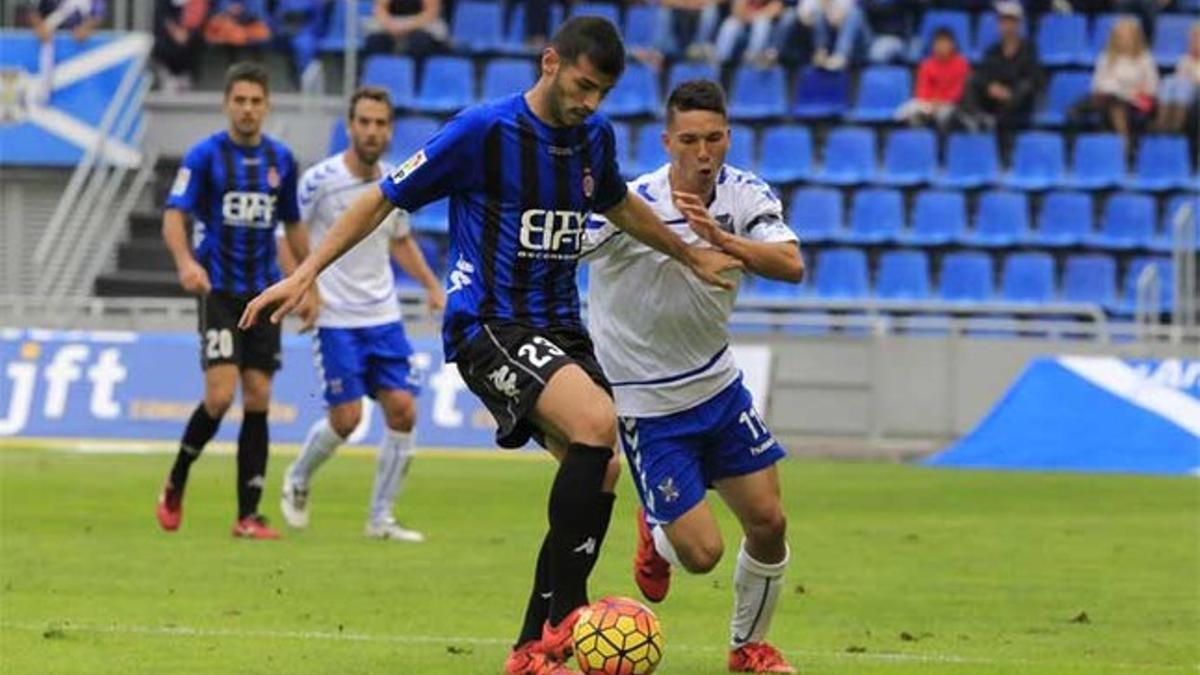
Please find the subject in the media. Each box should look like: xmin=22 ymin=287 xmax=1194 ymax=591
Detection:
xmin=729 ymin=539 xmax=789 ymax=648
xmin=652 ymin=523 xmax=684 ymax=568
xmin=369 ymin=428 xmax=414 ymax=524
xmin=289 ymin=418 xmax=344 ymax=488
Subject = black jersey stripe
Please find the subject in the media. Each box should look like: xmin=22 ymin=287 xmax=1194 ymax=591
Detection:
xmin=241 ymin=144 xmax=263 ymax=295
xmin=546 ymin=127 xmax=575 ymax=327
xmin=261 ymin=141 xmax=281 ymax=292
xmin=477 ymin=125 xmax=503 ymax=323
xmin=514 ymin=114 xmax=539 ymax=324
xmin=217 ymin=139 xmax=238 ymax=293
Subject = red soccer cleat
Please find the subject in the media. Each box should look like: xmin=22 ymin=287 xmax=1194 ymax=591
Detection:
xmin=156 ymin=480 xmax=184 ymax=531
xmin=634 ymin=508 xmax=671 ymax=603
xmin=539 ymin=606 xmax=583 ymax=662
xmin=729 ymin=642 xmax=797 ymax=673
xmin=231 ymin=514 xmax=281 ymax=540
xmin=504 ymin=640 xmax=572 ymax=675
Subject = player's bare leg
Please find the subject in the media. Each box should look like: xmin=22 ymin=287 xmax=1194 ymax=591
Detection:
xmin=157 ymin=364 xmax=236 ymax=531
xmin=282 ymin=398 xmax=362 ymax=529
xmin=635 ymin=497 xmax=726 ymax=602
xmin=363 ymin=388 xmax=423 ymax=541
xmin=715 ymin=466 xmax=794 ymax=673
xmin=231 ymin=368 xmax=280 ymax=539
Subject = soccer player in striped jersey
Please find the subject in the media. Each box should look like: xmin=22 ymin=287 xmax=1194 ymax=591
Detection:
xmin=240 ymin=17 xmax=739 ymax=675
xmin=279 ymin=87 xmax=445 ymax=541
xmin=583 ymin=80 xmax=804 ymax=673
xmin=156 ymin=62 xmax=304 ymax=540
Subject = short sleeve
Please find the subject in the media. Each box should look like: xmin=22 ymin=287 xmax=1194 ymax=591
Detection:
xmin=736 ymin=174 xmax=797 ymax=244
xmin=297 ymin=164 xmax=321 ymax=224
xmin=580 ymin=214 xmax=622 ymax=260
xmin=165 ymin=143 xmax=207 ymax=213
xmin=379 ymin=108 xmax=486 ymax=212
xmin=592 ymin=122 xmax=629 ymax=214
xmin=275 ymin=150 xmax=301 ymax=224
xmin=386 ymin=209 xmax=412 ymax=239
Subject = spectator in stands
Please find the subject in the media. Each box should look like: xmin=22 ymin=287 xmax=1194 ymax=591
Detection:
xmin=27 ymin=0 xmax=106 ymax=104
xmin=152 ymin=0 xmax=206 ymax=93
xmin=365 ymin=0 xmax=449 ymax=59
xmin=713 ymin=0 xmax=786 ymax=65
xmin=204 ymin=0 xmax=272 ymax=47
xmin=273 ymin=0 xmax=328 ymax=91
xmin=797 ymin=0 xmax=871 ymax=70
xmin=958 ymin=1 xmax=1041 ymax=156
xmin=653 ymin=0 xmax=724 ymax=61
xmin=897 ymin=27 xmax=969 ymax=133
xmin=1111 ymin=0 xmax=1170 ymax=43
xmin=860 ymin=0 xmax=915 ymax=63
xmin=1153 ymin=22 xmax=1200 ymax=133
xmin=1068 ymin=17 xmax=1157 ymax=150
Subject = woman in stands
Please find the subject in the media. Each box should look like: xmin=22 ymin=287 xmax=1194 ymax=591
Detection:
xmin=1070 ymin=17 xmax=1158 ymax=152
xmin=1153 ymin=22 xmax=1200 ymax=134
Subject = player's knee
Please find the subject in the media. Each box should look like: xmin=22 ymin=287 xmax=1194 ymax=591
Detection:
xmin=572 ymin=407 xmax=616 ymax=448
xmin=601 ymin=451 xmax=621 ymax=492
xmin=678 ymin=536 xmax=724 ymax=574
xmin=204 ymin=386 xmax=235 ymax=418
xmin=328 ymin=407 xmax=362 ymax=438
xmin=383 ymin=400 xmax=416 ymax=433
xmin=745 ymin=507 xmax=787 ymax=547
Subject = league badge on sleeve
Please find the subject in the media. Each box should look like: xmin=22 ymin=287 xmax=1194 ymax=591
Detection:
xmin=390 ymin=150 xmax=428 ymax=184
xmin=170 ymin=167 xmax=191 ymax=197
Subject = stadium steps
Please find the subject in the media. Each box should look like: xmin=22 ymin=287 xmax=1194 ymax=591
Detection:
xmin=95 ymin=210 xmax=184 ymax=298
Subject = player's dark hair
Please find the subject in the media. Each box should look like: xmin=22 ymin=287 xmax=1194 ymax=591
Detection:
xmin=223 ymin=61 xmax=270 ymax=98
xmin=348 ymin=86 xmax=395 ymax=121
xmin=666 ymin=80 xmax=727 ymax=124
xmin=932 ymin=27 xmax=959 ymax=47
xmin=550 ymin=16 xmax=626 ymax=79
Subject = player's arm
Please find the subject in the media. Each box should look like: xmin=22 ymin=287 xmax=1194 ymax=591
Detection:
xmin=602 ymin=192 xmax=740 ymax=290
xmin=162 ymin=208 xmax=210 ymax=294
xmin=672 ymin=191 xmax=804 ymax=283
xmin=391 ymin=234 xmax=446 ymax=313
xmin=280 ymin=220 xmax=321 ymax=331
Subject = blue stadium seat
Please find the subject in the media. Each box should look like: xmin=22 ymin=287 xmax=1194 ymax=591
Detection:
xmin=571 ymin=2 xmax=621 ymax=25
xmin=816 ymin=248 xmax=870 ymax=299
xmin=788 ymin=187 xmax=844 ymax=243
xmin=601 ymin=61 xmax=659 ymax=117
xmin=623 ymin=4 xmax=660 ymax=49
xmin=1001 ymin=252 xmax=1056 ymax=304
xmin=845 ymin=188 xmax=904 ymax=244
xmin=791 ymin=66 xmax=850 ymax=119
xmin=876 ymin=250 xmax=932 ymax=300
xmin=1036 ymin=14 xmax=1090 ymax=66
xmin=481 ymin=58 xmax=536 ymax=100
xmin=1035 ymin=71 xmax=1091 ymax=127
xmin=361 ymin=56 xmax=415 ymax=110
xmin=727 ymin=125 xmax=757 ymax=171
xmin=630 ymin=124 xmax=668 ymax=176
xmin=610 ymin=121 xmax=633 ymax=171
xmin=1062 ymin=254 xmax=1117 ymax=306
xmin=451 ymin=1 xmax=505 ymax=52
xmin=967 ymin=190 xmax=1030 ymax=247
xmin=411 ymin=198 xmax=449 ymax=234
xmin=758 ymin=126 xmax=813 ymax=183
xmin=505 ymin=3 xmax=565 ymax=53
xmin=1152 ymin=194 xmax=1200 ymax=252
xmin=1152 ymin=15 xmax=1194 ymax=67
xmin=414 ymin=56 xmax=473 ymax=114
xmin=1088 ymin=192 xmax=1157 ymax=249
xmin=729 ymin=65 xmax=788 ymax=120
xmin=903 ymin=190 xmax=967 ymax=246
xmin=1087 ymin=14 xmax=1123 ymax=61
xmin=1127 ymin=135 xmax=1196 ymax=191
xmin=938 ymin=252 xmax=995 ymax=302
xmin=814 ymin=127 xmax=876 ymax=185
xmin=318 ymin=0 xmax=371 ymax=52
xmin=1066 ymin=133 xmax=1126 ymax=189
xmin=914 ymin=10 xmax=972 ymax=60
xmin=845 ymin=66 xmax=910 ymax=123
xmin=390 ymin=117 xmax=441 ymax=162
xmin=667 ymin=61 xmax=718 ymax=93
xmin=1115 ymin=256 xmax=1175 ymax=313
xmin=877 ymin=128 xmax=937 ymax=186
xmin=1034 ymin=191 xmax=1094 ymax=247
xmin=328 ymin=118 xmax=348 ymax=155
xmin=971 ymin=12 xmax=1001 ymax=60
xmin=1004 ymin=131 xmax=1066 ymax=190
xmin=936 ymin=133 xmax=999 ymax=188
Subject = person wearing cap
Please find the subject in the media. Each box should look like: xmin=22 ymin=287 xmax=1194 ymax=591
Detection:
xmin=958 ymin=0 xmax=1042 ymax=158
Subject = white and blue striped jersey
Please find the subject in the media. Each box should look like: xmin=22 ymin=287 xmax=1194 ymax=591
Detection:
xmin=584 ymin=163 xmax=798 ymax=417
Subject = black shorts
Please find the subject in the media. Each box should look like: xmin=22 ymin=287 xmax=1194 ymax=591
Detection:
xmin=198 ymin=292 xmax=282 ymax=372
xmin=454 ymin=321 xmax=611 ymax=449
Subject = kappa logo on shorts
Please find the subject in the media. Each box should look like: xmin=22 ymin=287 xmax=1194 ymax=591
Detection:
xmin=486 ymin=365 xmax=520 ymax=400
xmin=657 ymin=477 xmax=680 ymax=504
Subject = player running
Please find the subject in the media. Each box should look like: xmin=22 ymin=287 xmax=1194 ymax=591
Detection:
xmin=279 ymin=86 xmax=445 ymax=541
xmin=239 ymin=17 xmax=739 ymax=675
xmin=583 ymin=80 xmax=804 ymax=673
xmin=156 ymin=62 xmax=303 ymax=540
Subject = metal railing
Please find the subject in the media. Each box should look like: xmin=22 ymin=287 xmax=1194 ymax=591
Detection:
xmin=1169 ymin=199 xmax=1197 ymax=339
xmin=31 ymin=34 xmax=151 ymax=299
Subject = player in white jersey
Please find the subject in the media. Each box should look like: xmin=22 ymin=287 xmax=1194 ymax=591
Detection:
xmin=279 ymin=87 xmax=445 ymax=541
xmin=583 ymin=80 xmax=804 ymax=673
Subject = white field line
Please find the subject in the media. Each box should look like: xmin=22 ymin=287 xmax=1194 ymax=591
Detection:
xmin=1 ymin=621 xmax=1195 ymax=672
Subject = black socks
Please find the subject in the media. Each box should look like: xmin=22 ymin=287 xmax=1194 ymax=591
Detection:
xmin=236 ymin=411 xmax=269 ymax=519
xmin=169 ymin=404 xmax=222 ymax=488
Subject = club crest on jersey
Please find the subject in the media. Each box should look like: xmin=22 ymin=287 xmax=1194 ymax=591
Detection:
xmin=267 ymin=166 xmax=280 ymax=189
xmin=582 ymin=168 xmax=595 ymax=199
xmin=390 ymin=150 xmax=427 ymax=184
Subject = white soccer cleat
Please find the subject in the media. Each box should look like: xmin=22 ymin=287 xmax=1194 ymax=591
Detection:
xmin=364 ymin=517 xmax=425 ymax=542
xmin=280 ymin=472 xmax=310 ymax=529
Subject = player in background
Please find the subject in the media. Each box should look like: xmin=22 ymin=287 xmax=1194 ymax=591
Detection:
xmin=239 ymin=17 xmax=740 ymax=675
xmin=156 ymin=62 xmax=305 ymax=540
xmin=278 ymin=87 xmax=445 ymax=542
xmin=583 ymin=80 xmax=803 ymax=673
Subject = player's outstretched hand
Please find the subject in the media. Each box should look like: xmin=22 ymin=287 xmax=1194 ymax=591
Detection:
xmin=296 ymin=288 xmax=321 ymax=334
xmin=672 ymin=191 xmax=728 ymax=249
xmin=686 ymin=247 xmax=741 ymax=290
xmin=239 ymin=273 xmax=312 ymax=329
xmin=177 ymin=259 xmax=212 ymax=295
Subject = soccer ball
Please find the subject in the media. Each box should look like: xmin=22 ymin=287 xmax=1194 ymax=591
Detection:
xmin=572 ymin=596 xmax=664 ymax=675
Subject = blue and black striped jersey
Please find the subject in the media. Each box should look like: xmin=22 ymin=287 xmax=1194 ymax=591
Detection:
xmin=167 ymin=131 xmax=301 ymax=295
xmin=378 ymin=94 xmax=628 ymax=361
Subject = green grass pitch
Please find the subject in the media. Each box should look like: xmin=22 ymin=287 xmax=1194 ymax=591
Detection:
xmin=1 ymin=443 xmax=1196 ymax=674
